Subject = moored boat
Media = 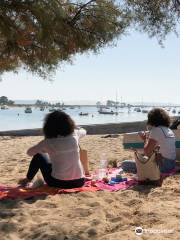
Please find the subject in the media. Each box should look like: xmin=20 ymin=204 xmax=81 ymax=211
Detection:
xmin=142 ymin=109 xmax=148 ymax=113
xmin=98 ymin=107 xmax=116 ymax=115
xmin=134 ymin=107 xmax=141 ymax=112
xmin=49 ymin=108 xmax=56 ymax=112
xmin=79 ymin=112 xmax=89 ymax=116
xmin=25 ymin=107 xmax=32 ymax=113
xmin=40 ymin=106 xmax=45 ymax=111
xmin=1 ymin=105 xmax=9 ymax=110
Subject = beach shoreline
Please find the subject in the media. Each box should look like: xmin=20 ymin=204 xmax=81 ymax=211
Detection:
xmin=1 ymin=114 xmax=178 ymax=136
xmin=0 ymin=120 xmax=147 ymax=136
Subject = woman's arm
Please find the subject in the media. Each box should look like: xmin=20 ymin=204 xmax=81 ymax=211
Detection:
xmin=27 ymin=140 xmax=46 ymax=156
xmin=76 ymin=128 xmax=87 ymax=138
xmin=144 ymin=138 xmax=157 ymax=157
xmin=138 ymin=131 xmax=149 ymax=142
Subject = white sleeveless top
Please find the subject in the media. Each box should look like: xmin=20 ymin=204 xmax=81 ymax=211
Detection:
xmin=27 ymin=129 xmax=86 ymax=180
xmin=149 ymin=126 xmax=176 ymax=160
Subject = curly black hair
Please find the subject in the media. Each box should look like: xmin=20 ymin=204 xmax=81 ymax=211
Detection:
xmin=147 ymin=108 xmax=170 ymax=127
xmin=43 ymin=110 xmax=76 ymax=138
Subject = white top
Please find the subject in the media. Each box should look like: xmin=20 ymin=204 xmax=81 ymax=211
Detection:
xmin=27 ymin=128 xmax=86 ymax=180
xmin=149 ymin=126 xmax=176 ymax=160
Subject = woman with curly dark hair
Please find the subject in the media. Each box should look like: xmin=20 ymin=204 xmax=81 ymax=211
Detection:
xmin=122 ymin=108 xmax=176 ymax=173
xmin=18 ymin=111 xmax=87 ymax=188
xmin=139 ymin=108 xmax=176 ymax=172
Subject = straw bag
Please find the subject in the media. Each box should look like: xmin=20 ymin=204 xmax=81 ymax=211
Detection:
xmin=134 ymin=149 xmax=161 ymax=181
xmin=79 ymin=146 xmax=89 ymax=175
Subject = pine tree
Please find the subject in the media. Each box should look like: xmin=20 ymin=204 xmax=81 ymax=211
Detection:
xmin=0 ymin=1 xmax=179 ymax=78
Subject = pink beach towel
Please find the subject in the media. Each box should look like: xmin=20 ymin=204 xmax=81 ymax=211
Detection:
xmin=0 ymin=168 xmax=137 ymax=200
xmin=0 ymin=167 xmax=179 ymax=200
xmin=0 ymin=179 xmax=137 ymax=200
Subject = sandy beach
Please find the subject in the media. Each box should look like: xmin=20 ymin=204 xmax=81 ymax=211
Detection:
xmin=0 ymin=134 xmax=180 ymax=240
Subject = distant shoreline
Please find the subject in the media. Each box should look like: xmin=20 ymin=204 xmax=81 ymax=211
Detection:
xmin=0 ymin=121 xmax=147 ymax=136
xmin=2 ymin=104 xmax=180 ymax=108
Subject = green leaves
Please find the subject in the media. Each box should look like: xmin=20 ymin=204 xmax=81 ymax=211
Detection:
xmin=0 ymin=0 xmax=179 ymax=78
xmin=126 ymin=0 xmax=179 ymax=41
xmin=0 ymin=95 xmax=14 ymax=105
xmin=0 ymin=0 xmax=127 ymax=78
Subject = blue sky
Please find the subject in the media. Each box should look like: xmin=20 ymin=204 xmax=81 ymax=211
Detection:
xmin=0 ymin=31 xmax=179 ymax=104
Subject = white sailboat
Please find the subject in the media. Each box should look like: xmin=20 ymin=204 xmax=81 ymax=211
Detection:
xmin=115 ymin=91 xmax=118 ymax=115
xmin=1 ymin=105 xmax=9 ymax=110
xmin=98 ymin=107 xmax=115 ymax=115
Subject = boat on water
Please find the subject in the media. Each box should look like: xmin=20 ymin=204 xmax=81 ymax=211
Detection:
xmin=1 ymin=105 xmax=9 ymax=110
xmin=69 ymin=106 xmax=75 ymax=109
xmin=172 ymin=109 xmax=176 ymax=114
xmin=40 ymin=106 xmax=45 ymax=111
xmin=79 ymin=112 xmax=89 ymax=116
xmin=49 ymin=108 xmax=56 ymax=112
xmin=142 ymin=109 xmax=149 ymax=113
xmin=56 ymin=107 xmax=66 ymax=111
xmin=25 ymin=107 xmax=32 ymax=113
xmin=134 ymin=107 xmax=141 ymax=112
xmin=98 ymin=107 xmax=116 ymax=115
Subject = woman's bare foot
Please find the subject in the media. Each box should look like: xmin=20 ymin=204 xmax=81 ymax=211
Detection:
xmin=18 ymin=178 xmax=31 ymax=187
xmin=85 ymin=172 xmax=92 ymax=180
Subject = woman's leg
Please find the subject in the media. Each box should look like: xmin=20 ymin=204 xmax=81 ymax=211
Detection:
xmin=50 ymin=178 xmax=85 ymax=189
xmin=160 ymin=159 xmax=176 ymax=173
xmin=26 ymin=153 xmax=52 ymax=182
xmin=24 ymin=153 xmax=85 ymax=189
xmin=80 ymin=149 xmax=90 ymax=175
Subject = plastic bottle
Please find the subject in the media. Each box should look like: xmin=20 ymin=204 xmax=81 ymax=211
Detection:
xmin=119 ymin=168 xmax=124 ymax=174
xmin=98 ymin=154 xmax=108 ymax=179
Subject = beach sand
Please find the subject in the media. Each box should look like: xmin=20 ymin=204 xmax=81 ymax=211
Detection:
xmin=0 ymin=135 xmax=180 ymax=240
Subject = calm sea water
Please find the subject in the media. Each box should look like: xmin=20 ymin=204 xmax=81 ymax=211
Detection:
xmin=0 ymin=106 xmax=178 ymax=131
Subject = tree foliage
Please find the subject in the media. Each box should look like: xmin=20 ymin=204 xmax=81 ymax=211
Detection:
xmin=0 ymin=95 xmax=14 ymax=105
xmin=125 ymin=0 xmax=180 ymax=42
xmin=0 ymin=0 xmax=179 ymax=78
xmin=0 ymin=0 xmax=128 ymax=78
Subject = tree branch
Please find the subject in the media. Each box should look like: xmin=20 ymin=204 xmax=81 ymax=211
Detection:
xmin=174 ymin=0 xmax=180 ymax=11
xmin=69 ymin=0 xmax=97 ymax=25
